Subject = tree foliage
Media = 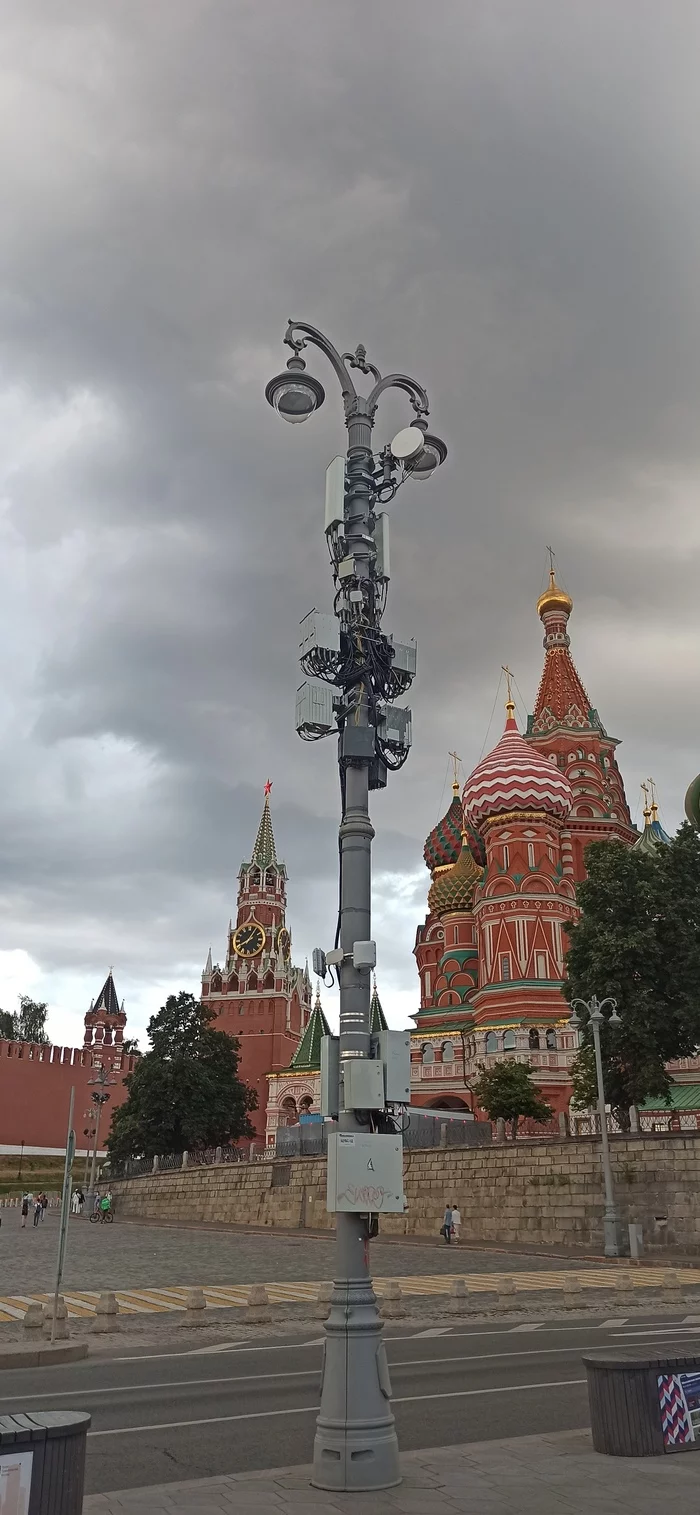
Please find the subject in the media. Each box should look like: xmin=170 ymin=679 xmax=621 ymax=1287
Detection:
xmin=564 ymin=825 xmax=700 ymax=1127
xmin=107 ymin=992 xmax=257 ymax=1161
xmin=0 ymin=996 xmax=50 ymax=1044
xmin=473 ymin=1060 xmax=553 ymax=1139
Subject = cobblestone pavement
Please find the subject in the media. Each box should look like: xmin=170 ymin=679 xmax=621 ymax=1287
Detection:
xmin=82 ymin=1430 xmax=700 ymax=1514
xmin=0 ymin=1211 xmax=601 ymax=1297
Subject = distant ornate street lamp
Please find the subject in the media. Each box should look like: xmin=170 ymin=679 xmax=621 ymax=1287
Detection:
xmin=85 ymin=1065 xmax=117 ymax=1210
xmin=568 ymin=995 xmax=622 ymax=1257
xmin=266 ymin=321 xmax=446 ymax=1492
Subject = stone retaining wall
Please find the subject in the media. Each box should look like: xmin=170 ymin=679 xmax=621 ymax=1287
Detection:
xmin=110 ymin=1133 xmax=700 ymax=1252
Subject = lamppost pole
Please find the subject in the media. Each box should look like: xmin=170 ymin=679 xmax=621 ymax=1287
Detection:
xmin=85 ymin=1067 xmax=116 ymax=1211
xmin=569 ymin=995 xmax=622 ymax=1258
xmin=266 ymin=324 xmax=446 ymax=1492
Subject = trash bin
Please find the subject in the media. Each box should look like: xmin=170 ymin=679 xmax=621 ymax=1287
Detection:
xmin=584 ymin=1350 xmax=700 ymax=1456
xmin=0 ymin=1410 xmax=91 ymax=1512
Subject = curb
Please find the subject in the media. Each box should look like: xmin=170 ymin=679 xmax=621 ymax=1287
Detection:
xmin=0 ymin=1342 xmax=88 ymax=1370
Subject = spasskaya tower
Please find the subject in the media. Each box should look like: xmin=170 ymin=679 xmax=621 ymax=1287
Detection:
xmin=201 ymin=783 xmax=312 ymax=1137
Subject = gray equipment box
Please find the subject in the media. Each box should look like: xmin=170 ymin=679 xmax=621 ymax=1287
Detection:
xmin=327 ymin=1132 xmax=404 ymax=1213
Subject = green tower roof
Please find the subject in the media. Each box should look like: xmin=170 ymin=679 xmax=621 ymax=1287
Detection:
xmin=370 ymin=980 xmax=388 ymax=1033
xmin=291 ymin=987 xmax=332 ymax=1072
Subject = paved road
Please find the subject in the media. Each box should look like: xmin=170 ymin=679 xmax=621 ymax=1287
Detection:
xmin=0 ymin=1211 xmax=598 ymax=1295
xmin=2 ymin=1312 xmax=699 ymax=1494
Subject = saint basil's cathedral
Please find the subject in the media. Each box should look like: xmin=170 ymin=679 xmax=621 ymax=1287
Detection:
xmin=202 ymin=567 xmax=677 ymax=1144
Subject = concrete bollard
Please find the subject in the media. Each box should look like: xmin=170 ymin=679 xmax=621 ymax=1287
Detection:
xmin=23 ymin=1302 xmax=44 ymax=1338
xmin=43 ymin=1297 xmax=69 ymax=1340
xmin=448 ymin=1279 xmax=467 ymax=1314
xmin=662 ymin=1269 xmax=682 ymax=1304
xmin=91 ymin=1292 xmax=120 ymax=1334
xmin=183 ymin=1287 xmax=207 ymax=1325
xmin=561 ymin=1274 xmax=579 ymax=1307
xmin=314 ymin=1283 xmax=333 ymax=1321
xmin=497 ymin=1276 xmax=517 ymax=1308
xmin=613 ymin=1269 xmax=633 ymax=1304
xmin=381 ymin=1281 xmax=406 ymax=1319
xmin=245 ymin=1285 xmax=271 ymax=1324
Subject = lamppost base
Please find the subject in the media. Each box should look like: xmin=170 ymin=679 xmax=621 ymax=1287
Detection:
xmin=603 ymin=1212 xmax=623 ymax=1258
xmin=311 ymin=1277 xmax=401 ymax=1492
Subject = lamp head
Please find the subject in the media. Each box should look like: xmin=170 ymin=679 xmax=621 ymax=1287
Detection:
xmin=568 ymin=1010 xmax=581 ymax=1030
xmin=403 ymin=420 xmax=448 ymax=480
xmin=609 ymin=1008 xmax=622 ymax=1028
xmin=265 ymin=356 xmax=325 ymax=424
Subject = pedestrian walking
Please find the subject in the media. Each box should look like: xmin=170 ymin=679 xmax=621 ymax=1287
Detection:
xmin=93 ymin=1188 xmax=101 ymax=1216
xmin=71 ymin=1189 xmax=80 ymax=1215
xmin=451 ymin=1205 xmax=462 ymax=1243
xmin=20 ymin=1194 xmax=29 ymax=1228
xmin=441 ymin=1202 xmax=453 ymax=1244
xmin=33 ymin=1195 xmax=42 ymax=1227
xmin=77 ymin=1188 xmax=85 ymax=1215
xmin=40 ymin=1192 xmax=48 ymax=1220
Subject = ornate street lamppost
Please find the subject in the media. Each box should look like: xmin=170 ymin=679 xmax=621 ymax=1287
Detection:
xmin=85 ymin=1065 xmax=117 ymax=1210
xmin=568 ymin=994 xmax=623 ymax=1257
xmin=266 ymin=322 xmax=446 ymax=1492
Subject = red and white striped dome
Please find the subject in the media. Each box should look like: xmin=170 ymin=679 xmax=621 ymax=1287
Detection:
xmin=463 ymin=709 xmax=573 ymax=826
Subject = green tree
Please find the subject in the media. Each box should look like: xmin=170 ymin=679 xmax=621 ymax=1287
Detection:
xmin=564 ymin=826 xmax=700 ymax=1128
xmin=121 ymin=1038 xmax=141 ymax=1055
xmin=0 ymin=1009 xmax=14 ymax=1039
xmin=107 ymin=991 xmax=257 ymax=1161
xmin=473 ymin=1060 xmax=553 ymax=1139
xmin=13 ymin=996 xmax=49 ymax=1044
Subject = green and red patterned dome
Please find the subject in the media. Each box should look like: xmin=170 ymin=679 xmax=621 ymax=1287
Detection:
xmin=424 ymin=784 xmax=486 ymax=873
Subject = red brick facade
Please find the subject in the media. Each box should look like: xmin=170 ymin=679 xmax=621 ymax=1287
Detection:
xmin=201 ymin=791 xmax=312 ymax=1139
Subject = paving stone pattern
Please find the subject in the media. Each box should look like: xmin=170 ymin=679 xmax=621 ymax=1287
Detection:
xmin=82 ymin=1429 xmax=700 ymax=1514
xmin=0 ymin=1211 xmax=596 ymax=1297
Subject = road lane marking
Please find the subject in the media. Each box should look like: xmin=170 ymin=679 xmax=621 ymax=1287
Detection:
xmin=86 ymin=1376 xmax=589 ymax=1437
xmin=393 ymin=1378 xmax=586 ymax=1406
xmin=598 ymin=1319 xmax=627 ymax=1327
xmin=509 ymin=1323 xmax=544 ymax=1332
xmin=8 ymin=1336 xmax=682 ymax=1406
xmin=682 ymin=1315 xmax=700 ymax=1324
xmin=89 ymin=1405 xmax=321 ymax=1436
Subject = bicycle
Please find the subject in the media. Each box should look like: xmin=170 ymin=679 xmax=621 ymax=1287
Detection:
xmin=89 ymin=1208 xmax=113 ymax=1224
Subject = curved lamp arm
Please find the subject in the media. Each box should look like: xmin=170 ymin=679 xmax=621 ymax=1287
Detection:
xmin=366 ymin=372 xmax=430 ymax=419
xmin=284 ymin=320 xmax=358 ymax=404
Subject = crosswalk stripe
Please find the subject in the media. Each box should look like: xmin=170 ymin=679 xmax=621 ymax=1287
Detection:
xmin=411 ymin=1327 xmax=453 ymax=1337
xmin=599 ymin=1318 xmax=628 ymax=1327
xmin=509 ymin=1323 xmax=544 ymax=1332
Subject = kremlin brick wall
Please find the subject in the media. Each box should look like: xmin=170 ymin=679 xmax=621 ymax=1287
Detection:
xmin=110 ymin=1132 xmax=700 ymax=1254
xmin=0 ymin=1040 xmax=137 ymax=1151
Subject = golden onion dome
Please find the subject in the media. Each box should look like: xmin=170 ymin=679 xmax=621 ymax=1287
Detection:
xmin=428 ymin=833 xmax=483 ymax=918
xmin=536 ymin=567 xmax=573 ymax=620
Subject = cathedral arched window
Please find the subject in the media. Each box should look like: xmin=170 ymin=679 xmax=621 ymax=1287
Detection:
xmin=527 ymin=843 xmax=536 ymax=868
xmin=422 ymin=1044 xmax=434 ymax=1065
xmin=546 ymin=1029 xmax=557 ymax=1050
xmin=503 ymin=1030 xmax=516 ymax=1052
xmin=266 ymin=870 xmax=275 ymax=889
xmin=502 ymin=845 xmax=509 ymax=868
xmin=529 ymin=1028 xmax=541 ymax=1050
xmin=485 ymin=1032 xmax=498 ymax=1054
xmin=442 ymin=1042 xmax=455 ymax=1063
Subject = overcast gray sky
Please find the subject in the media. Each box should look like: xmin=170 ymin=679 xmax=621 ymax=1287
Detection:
xmin=0 ymin=0 xmax=697 ymax=1047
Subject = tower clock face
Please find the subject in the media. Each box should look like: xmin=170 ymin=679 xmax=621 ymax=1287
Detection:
xmin=233 ymin=922 xmax=266 ymax=958
xmin=278 ymin=927 xmax=291 ymax=959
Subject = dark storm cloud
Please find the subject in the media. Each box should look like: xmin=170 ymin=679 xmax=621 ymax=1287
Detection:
xmin=0 ymin=0 xmax=697 ymax=1034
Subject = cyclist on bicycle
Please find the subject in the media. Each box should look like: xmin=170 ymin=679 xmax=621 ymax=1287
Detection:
xmin=99 ymin=1190 xmax=112 ymax=1217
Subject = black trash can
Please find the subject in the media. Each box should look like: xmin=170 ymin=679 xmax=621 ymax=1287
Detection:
xmin=0 ymin=1410 xmax=91 ymax=1512
xmin=584 ymin=1350 xmax=700 ymax=1456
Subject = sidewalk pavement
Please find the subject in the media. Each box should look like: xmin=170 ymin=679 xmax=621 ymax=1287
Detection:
xmin=83 ymin=1429 xmax=700 ymax=1513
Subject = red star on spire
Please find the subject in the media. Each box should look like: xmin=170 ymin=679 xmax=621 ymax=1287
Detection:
xmin=264 ymin=779 xmax=273 ymax=797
